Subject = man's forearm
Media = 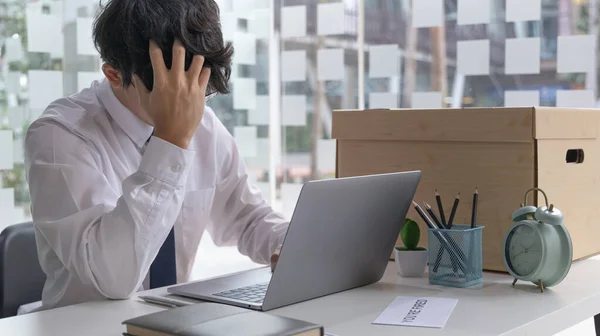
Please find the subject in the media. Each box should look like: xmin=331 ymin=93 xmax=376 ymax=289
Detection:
xmin=32 ymin=138 xmax=195 ymax=299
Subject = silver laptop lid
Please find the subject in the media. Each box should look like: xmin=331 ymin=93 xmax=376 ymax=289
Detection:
xmin=262 ymin=171 xmax=421 ymax=310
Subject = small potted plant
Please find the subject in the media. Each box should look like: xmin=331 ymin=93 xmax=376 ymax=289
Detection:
xmin=395 ymin=218 xmax=428 ymax=277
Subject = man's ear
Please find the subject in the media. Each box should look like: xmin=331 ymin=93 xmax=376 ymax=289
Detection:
xmin=102 ymin=63 xmax=122 ymax=88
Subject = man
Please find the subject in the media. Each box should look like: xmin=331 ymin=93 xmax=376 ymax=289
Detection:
xmin=24 ymin=0 xmax=288 ymax=311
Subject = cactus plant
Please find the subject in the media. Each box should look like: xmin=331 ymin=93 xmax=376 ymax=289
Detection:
xmin=396 ymin=218 xmax=426 ymax=251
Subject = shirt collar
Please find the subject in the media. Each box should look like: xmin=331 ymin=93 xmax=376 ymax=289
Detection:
xmin=96 ymin=78 xmax=154 ymax=148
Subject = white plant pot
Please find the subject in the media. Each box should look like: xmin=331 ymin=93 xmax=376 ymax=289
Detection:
xmin=395 ymin=248 xmax=428 ymax=277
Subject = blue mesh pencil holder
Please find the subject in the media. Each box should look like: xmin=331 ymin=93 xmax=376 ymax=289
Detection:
xmin=427 ymin=225 xmax=484 ymax=288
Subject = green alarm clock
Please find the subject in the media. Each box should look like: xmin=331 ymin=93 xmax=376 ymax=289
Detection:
xmin=503 ymin=188 xmax=573 ymax=292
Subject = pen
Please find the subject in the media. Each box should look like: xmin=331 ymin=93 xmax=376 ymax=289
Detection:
xmin=471 ymin=188 xmax=478 ymax=229
xmin=435 ymin=190 xmax=447 ymax=228
xmin=447 ymin=193 xmax=460 ymax=229
xmin=138 ymin=295 xmax=192 ymax=308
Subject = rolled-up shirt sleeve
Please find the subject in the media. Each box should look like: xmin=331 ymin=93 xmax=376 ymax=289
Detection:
xmin=25 ymin=120 xmax=194 ymax=300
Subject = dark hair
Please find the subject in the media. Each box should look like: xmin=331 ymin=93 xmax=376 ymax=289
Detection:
xmin=92 ymin=0 xmax=234 ymax=94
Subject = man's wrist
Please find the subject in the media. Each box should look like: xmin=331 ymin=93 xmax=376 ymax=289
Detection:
xmin=139 ymin=136 xmax=196 ymax=187
xmin=154 ymin=132 xmax=191 ymax=149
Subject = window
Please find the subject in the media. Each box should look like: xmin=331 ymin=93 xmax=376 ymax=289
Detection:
xmin=0 ymin=0 xmax=597 ymax=280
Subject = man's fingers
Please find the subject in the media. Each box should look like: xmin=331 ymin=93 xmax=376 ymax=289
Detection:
xmin=198 ymin=66 xmax=211 ymax=93
xmin=171 ymin=39 xmax=186 ymax=73
xmin=188 ymin=55 xmax=205 ymax=81
xmin=148 ymin=40 xmax=167 ymax=81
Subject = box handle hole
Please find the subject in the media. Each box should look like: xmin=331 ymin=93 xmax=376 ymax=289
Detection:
xmin=566 ymin=149 xmax=584 ymax=164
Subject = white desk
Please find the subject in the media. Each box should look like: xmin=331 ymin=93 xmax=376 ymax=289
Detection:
xmin=2 ymin=259 xmax=600 ymax=336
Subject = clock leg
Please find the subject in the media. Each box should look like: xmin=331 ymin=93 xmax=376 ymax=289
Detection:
xmin=538 ymin=280 xmax=544 ymax=293
xmin=512 ymin=278 xmax=518 ymax=287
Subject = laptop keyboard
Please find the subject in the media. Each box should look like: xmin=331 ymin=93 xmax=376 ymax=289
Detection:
xmin=213 ymin=282 xmax=269 ymax=303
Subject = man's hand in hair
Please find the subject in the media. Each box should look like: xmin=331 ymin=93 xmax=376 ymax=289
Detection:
xmin=134 ymin=40 xmax=210 ymax=149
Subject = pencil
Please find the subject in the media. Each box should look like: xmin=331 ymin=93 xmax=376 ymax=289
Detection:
xmin=471 ymin=188 xmax=478 ymax=228
xmin=412 ymin=201 xmax=436 ymax=229
xmin=413 ymin=201 xmax=465 ymax=273
xmin=424 ymin=202 xmax=446 ymax=229
xmin=435 ymin=190 xmax=447 ymax=228
xmin=447 ymin=193 xmax=460 ymax=229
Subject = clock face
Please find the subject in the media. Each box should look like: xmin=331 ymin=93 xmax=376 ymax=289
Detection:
xmin=505 ymin=224 xmax=544 ymax=277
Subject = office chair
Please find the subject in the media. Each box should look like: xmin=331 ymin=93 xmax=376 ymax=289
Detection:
xmin=0 ymin=222 xmax=46 ymax=318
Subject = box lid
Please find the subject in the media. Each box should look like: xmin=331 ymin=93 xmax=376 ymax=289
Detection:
xmin=332 ymin=107 xmax=599 ymax=142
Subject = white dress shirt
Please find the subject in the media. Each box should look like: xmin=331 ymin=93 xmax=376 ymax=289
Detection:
xmin=24 ymin=79 xmax=289 ymax=311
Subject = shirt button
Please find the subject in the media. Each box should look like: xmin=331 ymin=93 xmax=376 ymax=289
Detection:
xmin=171 ymin=164 xmax=182 ymax=173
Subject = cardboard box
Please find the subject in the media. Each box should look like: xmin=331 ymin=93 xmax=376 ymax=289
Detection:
xmin=332 ymin=107 xmax=600 ymax=272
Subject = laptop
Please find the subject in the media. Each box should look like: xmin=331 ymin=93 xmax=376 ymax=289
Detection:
xmin=168 ymin=171 xmax=421 ymax=311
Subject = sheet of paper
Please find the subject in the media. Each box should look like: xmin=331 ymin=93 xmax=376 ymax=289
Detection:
xmin=0 ymin=131 xmax=14 ymax=170
xmin=457 ymin=40 xmax=490 ymax=76
xmin=249 ymin=9 xmax=270 ymax=39
xmin=505 ymin=90 xmax=540 ymax=107
xmin=458 ymin=0 xmax=491 ymax=25
xmin=234 ymin=126 xmax=257 ymax=158
xmin=78 ymin=72 xmax=104 ymax=92
xmin=281 ymin=6 xmax=307 ymax=38
xmin=282 ymin=50 xmax=307 ymax=82
xmin=233 ymin=32 xmax=256 ymax=65
xmin=557 ymin=35 xmax=596 ymax=74
xmin=248 ymin=95 xmax=269 ymax=125
xmin=413 ymin=0 xmax=443 ymax=28
xmin=412 ymin=92 xmax=443 ymax=109
xmin=77 ymin=18 xmax=96 ymax=56
xmin=29 ymin=70 xmax=64 ymax=110
xmin=373 ymin=296 xmax=458 ymax=329
xmin=505 ymin=37 xmax=540 ymax=75
xmin=506 ymin=0 xmax=541 ymax=22
xmin=317 ymin=139 xmax=336 ymax=172
xmin=282 ymin=95 xmax=307 ymax=126
xmin=556 ymin=90 xmax=595 ymax=108
xmin=26 ymin=10 xmax=63 ymax=56
xmin=318 ymin=49 xmax=345 ymax=81
xmin=317 ymin=2 xmax=345 ymax=35
xmin=369 ymin=44 xmax=399 ymax=78
xmin=369 ymin=92 xmax=398 ymax=109
xmin=232 ymin=78 xmax=257 ymax=110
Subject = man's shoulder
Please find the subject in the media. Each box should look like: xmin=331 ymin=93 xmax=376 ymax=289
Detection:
xmin=36 ymin=84 xmax=104 ymax=130
xmin=26 ymin=83 xmax=106 ymax=151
